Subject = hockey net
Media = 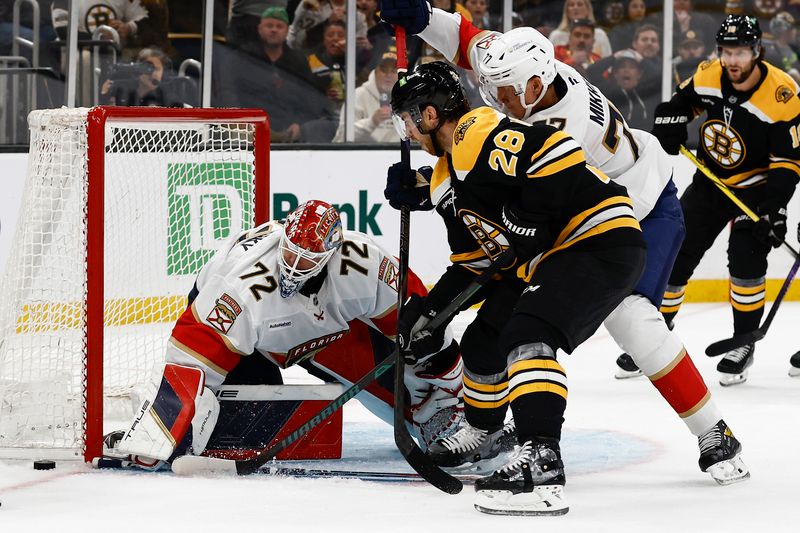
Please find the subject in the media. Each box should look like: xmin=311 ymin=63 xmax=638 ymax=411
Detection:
xmin=0 ymin=107 xmax=269 ymax=461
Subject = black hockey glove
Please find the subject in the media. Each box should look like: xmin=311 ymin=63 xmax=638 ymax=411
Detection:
xmin=379 ymin=0 xmax=431 ymax=35
xmin=754 ymin=202 xmax=787 ymax=248
xmin=384 ymin=162 xmax=433 ymax=211
xmin=397 ymin=294 xmax=446 ymax=364
xmin=501 ymin=201 xmax=552 ymax=260
xmin=652 ymin=102 xmax=690 ymax=155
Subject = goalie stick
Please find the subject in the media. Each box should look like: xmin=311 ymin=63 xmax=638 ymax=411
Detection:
xmin=170 ymin=248 xmax=515 ymax=478
xmin=705 ymin=254 xmax=800 ymax=356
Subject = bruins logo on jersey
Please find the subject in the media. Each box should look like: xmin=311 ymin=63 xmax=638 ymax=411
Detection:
xmin=776 ymin=85 xmax=794 ymax=103
xmin=699 ymin=59 xmax=714 ymax=71
xmin=459 ymin=209 xmax=511 ymax=260
xmin=454 ymin=117 xmax=477 ymax=145
xmin=85 ymin=5 xmax=117 ymax=32
xmin=701 ymin=120 xmax=745 ymax=168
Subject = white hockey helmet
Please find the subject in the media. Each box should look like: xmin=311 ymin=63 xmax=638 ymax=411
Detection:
xmin=476 ymin=27 xmax=557 ymax=120
xmin=278 ymin=200 xmax=344 ymax=298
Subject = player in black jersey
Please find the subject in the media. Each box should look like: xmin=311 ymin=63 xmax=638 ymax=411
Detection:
xmin=632 ymin=14 xmax=800 ymax=386
xmin=387 ymin=61 xmax=646 ymax=516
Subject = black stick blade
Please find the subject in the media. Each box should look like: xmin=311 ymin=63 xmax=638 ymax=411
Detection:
xmin=394 ymin=434 xmax=463 ymax=494
xmin=705 ymin=330 xmax=764 ymax=357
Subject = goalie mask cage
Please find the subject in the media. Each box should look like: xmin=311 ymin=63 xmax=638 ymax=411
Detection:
xmin=0 ymin=106 xmax=269 ymax=462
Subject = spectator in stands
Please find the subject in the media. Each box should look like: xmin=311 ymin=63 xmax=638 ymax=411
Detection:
xmin=100 ymin=46 xmax=182 ymax=106
xmin=672 ymin=0 xmax=717 ymax=53
xmin=631 ymin=24 xmax=662 ymax=88
xmin=51 ymin=0 xmax=151 ymax=56
xmin=554 ymin=18 xmax=602 ymax=75
xmin=764 ymin=11 xmax=800 ymax=83
xmin=358 ymin=0 xmax=393 ymax=77
xmin=609 ymin=0 xmax=655 ymax=51
xmin=672 ymin=29 xmax=708 ymax=84
xmin=228 ymin=1 xmax=287 ymax=53
xmin=591 ymin=49 xmax=657 ymax=130
xmin=600 ymin=0 xmax=625 ymax=30
xmin=333 ymin=50 xmax=399 ymax=142
xmin=550 ymin=0 xmax=612 ymax=58
xmin=288 ymin=0 xmax=368 ymax=52
xmin=464 ymin=0 xmax=491 ymax=29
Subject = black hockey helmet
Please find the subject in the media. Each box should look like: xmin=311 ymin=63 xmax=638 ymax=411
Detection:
xmin=716 ymin=14 xmax=762 ymax=55
xmin=390 ymin=61 xmax=469 ymax=136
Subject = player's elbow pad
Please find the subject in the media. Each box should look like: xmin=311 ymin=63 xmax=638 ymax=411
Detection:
xmin=116 ymin=363 xmax=220 ymax=462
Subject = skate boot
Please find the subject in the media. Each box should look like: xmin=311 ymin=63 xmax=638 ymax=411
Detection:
xmin=497 ymin=418 xmax=518 ymax=453
xmin=427 ymin=419 xmax=504 ymax=468
xmin=614 ymin=353 xmax=643 ymax=379
xmin=698 ymin=419 xmax=750 ymax=485
xmin=717 ymin=343 xmax=755 ymax=386
xmin=474 ymin=439 xmax=568 ymax=516
xmin=789 ymin=350 xmax=800 ymax=377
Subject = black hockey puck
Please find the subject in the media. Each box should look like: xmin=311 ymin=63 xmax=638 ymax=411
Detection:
xmin=33 ymin=460 xmax=56 ymax=470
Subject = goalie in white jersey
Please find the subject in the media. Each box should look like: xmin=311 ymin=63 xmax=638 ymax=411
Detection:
xmin=380 ymin=0 xmax=749 ymax=485
xmin=107 ymin=200 xmax=463 ymax=469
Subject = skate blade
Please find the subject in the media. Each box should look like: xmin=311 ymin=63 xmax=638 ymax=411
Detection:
xmin=788 ymin=366 xmax=800 ymax=378
xmin=718 ymin=371 xmax=748 ymax=387
xmin=614 ymin=368 xmax=643 ymax=380
xmin=443 ymin=451 xmax=511 ymax=475
xmin=706 ymin=454 xmax=750 ymax=486
xmin=474 ymin=485 xmax=569 ymax=516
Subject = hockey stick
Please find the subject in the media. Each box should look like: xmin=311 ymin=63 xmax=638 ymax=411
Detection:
xmin=170 ymin=249 xmax=513 ymax=478
xmin=389 ymin=27 xmax=466 ymax=495
xmin=705 ymin=254 xmax=800 ymax=356
xmin=679 ymin=147 xmax=800 ymax=356
xmin=680 ymin=146 xmax=800 ymax=259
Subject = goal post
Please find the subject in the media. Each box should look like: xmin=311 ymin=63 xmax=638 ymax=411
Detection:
xmin=0 ymin=106 xmax=270 ymax=462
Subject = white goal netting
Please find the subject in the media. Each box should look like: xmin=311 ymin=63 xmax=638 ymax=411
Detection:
xmin=0 ymin=107 xmax=265 ymax=459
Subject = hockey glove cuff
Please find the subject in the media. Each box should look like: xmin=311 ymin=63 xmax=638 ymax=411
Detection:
xmin=652 ymin=102 xmax=690 ymax=155
xmin=754 ymin=202 xmax=787 ymax=248
xmin=385 ymin=162 xmax=433 ymax=211
xmin=379 ymin=0 xmax=432 ymax=35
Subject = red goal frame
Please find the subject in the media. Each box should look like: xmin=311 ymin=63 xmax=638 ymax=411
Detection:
xmin=83 ymin=106 xmax=270 ymax=461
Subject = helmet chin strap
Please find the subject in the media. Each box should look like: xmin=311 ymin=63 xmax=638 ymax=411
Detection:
xmin=516 ymin=78 xmax=548 ymax=121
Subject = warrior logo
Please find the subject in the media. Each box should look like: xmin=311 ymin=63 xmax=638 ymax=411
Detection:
xmin=206 ymin=293 xmax=241 ymax=334
xmin=454 ymin=117 xmax=477 ymax=145
xmin=701 ymin=119 xmax=745 ymax=168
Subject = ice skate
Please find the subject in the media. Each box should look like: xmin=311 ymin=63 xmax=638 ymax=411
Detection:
xmin=497 ymin=418 xmax=518 ymax=453
xmin=717 ymin=343 xmax=755 ymax=386
xmin=789 ymin=350 xmax=800 ymax=377
xmin=474 ymin=440 xmax=568 ymax=516
xmin=698 ymin=419 xmax=750 ymax=485
xmin=427 ymin=419 xmax=504 ymax=469
xmin=615 ymin=352 xmax=643 ymax=379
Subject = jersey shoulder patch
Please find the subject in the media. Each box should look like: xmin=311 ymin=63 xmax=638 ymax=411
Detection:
xmin=451 ymin=107 xmax=505 ymax=175
xmin=746 ymin=62 xmax=800 ymax=123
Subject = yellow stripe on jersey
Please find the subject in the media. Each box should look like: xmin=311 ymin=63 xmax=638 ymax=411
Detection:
xmin=530 ymin=130 xmax=572 ymax=162
xmin=429 ymin=157 xmax=452 ymax=205
xmin=528 ymin=149 xmax=585 ymax=178
xmin=722 ymin=166 xmax=769 ymax=188
xmin=451 ymin=107 xmax=505 ymax=175
xmin=770 ymin=160 xmax=800 ymax=174
xmin=553 ymin=196 xmax=634 ymax=247
xmin=450 ymin=249 xmax=488 ymax=263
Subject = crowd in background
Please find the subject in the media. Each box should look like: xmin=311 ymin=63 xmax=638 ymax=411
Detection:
xmin=1 ymin=0 xmax=800 ymax=143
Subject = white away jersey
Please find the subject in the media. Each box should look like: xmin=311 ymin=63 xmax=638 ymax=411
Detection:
xmin=165 ymin=222 xmax=402 ymax=388
xmin=419 ymin=7 xmax=673 ymax=220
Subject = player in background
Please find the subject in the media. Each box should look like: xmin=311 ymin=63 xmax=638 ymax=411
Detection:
xmin=379 ymin=0 xmax=749 ymax=485
xmin=390 ymin=61 xmax=647 ymax=515
xmin=104 ymin=200 xmax=464 ymax=470
xmin=649 ymin=15 xmax=800 ymax=386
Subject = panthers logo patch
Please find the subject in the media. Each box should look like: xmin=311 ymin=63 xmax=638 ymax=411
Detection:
xmin=454 ymin=117 xmax=477 ymax=145
xmin=701 ymin=120 xmax=745 ymax=168
xmin=776 ymin=85 xmax=794 ymax=103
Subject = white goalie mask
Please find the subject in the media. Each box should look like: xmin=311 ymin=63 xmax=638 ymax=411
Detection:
xmin=476 ymin=27 xmax=557 ymax=120
xmin=278 ymin=200 xmax=344 ymax=298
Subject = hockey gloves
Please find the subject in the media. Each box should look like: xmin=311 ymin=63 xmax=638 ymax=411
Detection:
xmin=398 ymin=294 xmax=446 ymax=364
xmin=385 ymin=162 xmax=434 ymax=211
xmin=501 ymin=201 xmax=552 ymax=260
xmin=379 ymin=0 xmax=431 ymax=35
xmin=652 ymin=102 xmax=690 ymax=155
xmin=754 ymin=202 xmax=787 ymax=248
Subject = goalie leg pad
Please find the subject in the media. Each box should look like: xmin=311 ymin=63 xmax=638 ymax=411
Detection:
xmin=605 ymin=295 xmax=721 ymax=435
xmin=117 ymin=363 xmax=220 ymax=462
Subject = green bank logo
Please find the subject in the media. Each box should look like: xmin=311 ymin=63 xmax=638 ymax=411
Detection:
xmin=167 ymin=162 xmax=252 ymax=275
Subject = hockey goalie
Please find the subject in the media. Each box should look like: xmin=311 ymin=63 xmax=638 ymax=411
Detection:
xmin=105 ymin=200 xmax=464 ymax=470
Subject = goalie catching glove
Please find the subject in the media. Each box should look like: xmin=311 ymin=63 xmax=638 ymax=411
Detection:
xmin=652 ymin=102 xmax=690 ymax=155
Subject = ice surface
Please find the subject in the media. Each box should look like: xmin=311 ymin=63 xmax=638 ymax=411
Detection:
xmin=1 ymin=303 xmax=798 ymax=531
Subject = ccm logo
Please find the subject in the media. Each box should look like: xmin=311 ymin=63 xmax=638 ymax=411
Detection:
xmin=654 ymin=116 xmax=688 ymax=124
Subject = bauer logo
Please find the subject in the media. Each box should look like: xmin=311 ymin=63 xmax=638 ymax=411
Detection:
xmin=167 ymin=163 xmax=253 ymax=276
